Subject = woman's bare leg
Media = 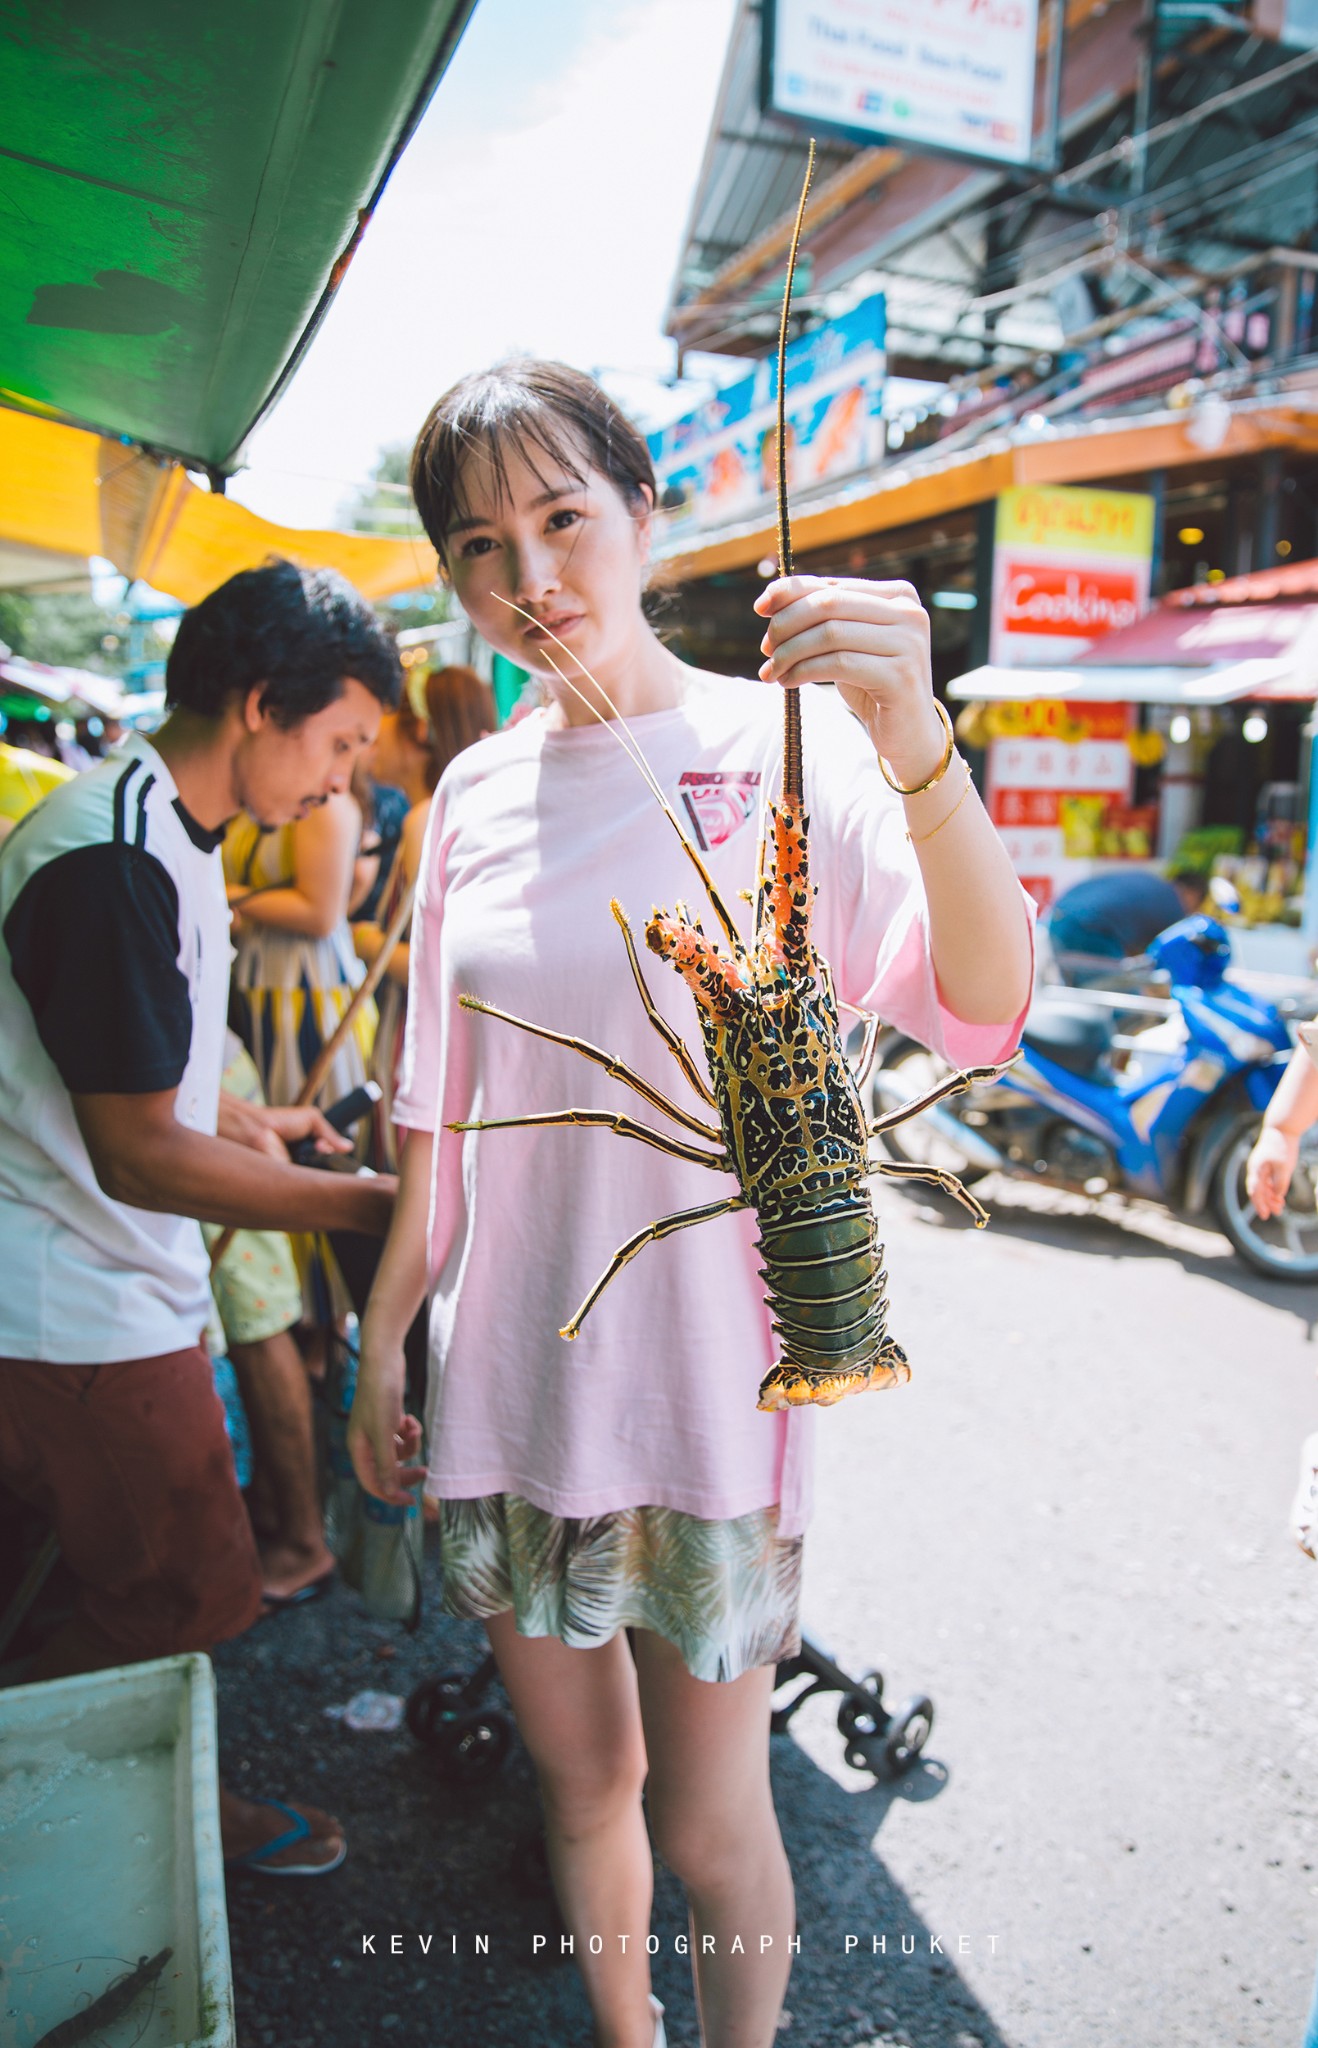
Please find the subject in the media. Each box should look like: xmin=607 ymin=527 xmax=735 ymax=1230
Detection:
xmin=483 ymin=1612 xmax=656 ymax=2048
xmin=634 ymin=1630 xmax=794 ymax=2048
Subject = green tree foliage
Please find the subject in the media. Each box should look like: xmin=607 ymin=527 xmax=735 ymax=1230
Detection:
xmin=339 ymin=443 xmax=450 ymax=632
xmin=340 ymin=443 xmax=415 ymax=535
xmin=0 ymin=588 xmax=127 ymax=675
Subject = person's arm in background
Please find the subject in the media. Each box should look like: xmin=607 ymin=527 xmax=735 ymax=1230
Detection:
xmin=1246 ymin=1043 xmax=1318 ymax=1217
xmin=7 ymin=826 xmax=393 ymax=1234
xmin=348 ymin=1127 xmax=431 ymax=1501
xmin=74 ymin=1088 xmax=395 ymax=1234
xmin=347 ymin=783 xmax=381 ymax=917
xmin=230 ymin=791 xmax=359 ymax=939
xmin=351 ymin=801 xmax=430 ymax=989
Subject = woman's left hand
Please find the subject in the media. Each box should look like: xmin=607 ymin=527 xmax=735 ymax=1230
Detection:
xmin=755 ymin=575 xmax=946 ymax=787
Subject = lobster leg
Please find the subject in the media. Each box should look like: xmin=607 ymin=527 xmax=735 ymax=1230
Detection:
xmin=849 ymin=1011 xmax=884 ymax=1089
xmin=561 ymin=1193 xmax=749 ymax=1340
xmin=870 ymin=1156 xmax=991 ymax=1227
xmin=449 ymin=1106 xmax=731 ymax=1171
xmin=867 ymin=1059 xmax=1010 ymax=1135
xmin=610 ymin=901 xmax=719 ymax=1110
xmin=457 ymin=993 xmax=721 ymax=1142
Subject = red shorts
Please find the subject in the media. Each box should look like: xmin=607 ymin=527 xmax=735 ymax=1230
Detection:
xmin=0 ymin=1345 xmax=264 ymax=1661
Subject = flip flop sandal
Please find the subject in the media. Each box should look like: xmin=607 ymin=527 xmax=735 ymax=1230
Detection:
xmin=260 ymin=1568 xmax=336 ymax=1612
xmin=224 ymin=1798 xmax=347 ymax=1878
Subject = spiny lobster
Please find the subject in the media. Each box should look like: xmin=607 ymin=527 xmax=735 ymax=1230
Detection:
xmin=451 ymin=144 xmax=1007 ymax=1411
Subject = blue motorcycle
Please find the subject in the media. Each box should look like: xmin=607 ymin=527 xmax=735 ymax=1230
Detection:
xmin=872 ymin=915 xmax=1318 ymax=1280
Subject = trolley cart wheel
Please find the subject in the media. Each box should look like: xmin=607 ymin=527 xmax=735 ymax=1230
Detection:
xmin=406 ymin=1671 xmax=473 ymax=1745
xmin=881 ymin=1693 xmax=934 ymax=1777
xmin=835 ymin=1669 xmax=886 ymax=1744
xmin=431 ymin=1709 xmax=512 ymax=1783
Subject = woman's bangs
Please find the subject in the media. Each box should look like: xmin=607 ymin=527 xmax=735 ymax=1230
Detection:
xmin=442 ymin=397 xmax=591 ymax=536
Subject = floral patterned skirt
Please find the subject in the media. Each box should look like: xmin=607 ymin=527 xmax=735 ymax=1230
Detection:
xmin=436 ymin=1493 xmax=803 ymax=1684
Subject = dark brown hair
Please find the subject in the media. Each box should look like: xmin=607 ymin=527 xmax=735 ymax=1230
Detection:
xmin=410 ymin=358 xmax=656 ymax=567
xmin=402 ymin=664 xmax=493 ymax=790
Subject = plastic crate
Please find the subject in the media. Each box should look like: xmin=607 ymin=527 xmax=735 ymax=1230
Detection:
xmin=0 ymin=1652 xmax=234 ymax=2046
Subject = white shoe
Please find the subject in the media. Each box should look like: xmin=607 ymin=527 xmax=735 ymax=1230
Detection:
xmin=1290 ymin=1431 xmax=1318 ymax=1558
xmin=649 ymin=1994 xmax=666 ymax=2048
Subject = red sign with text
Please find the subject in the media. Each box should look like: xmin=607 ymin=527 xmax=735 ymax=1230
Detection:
xmin=998 ymin=562 xmax=1144 ymax=641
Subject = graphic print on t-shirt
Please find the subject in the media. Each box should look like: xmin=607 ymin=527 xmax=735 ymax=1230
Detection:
xmin=677 ymin=769 xmax=761 ymax=851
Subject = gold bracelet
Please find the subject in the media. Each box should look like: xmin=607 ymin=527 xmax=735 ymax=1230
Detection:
xmin=907 ymin=759 xmax=973 ymax=846
xmin=878 ymin=696 xmax=955 ymax=795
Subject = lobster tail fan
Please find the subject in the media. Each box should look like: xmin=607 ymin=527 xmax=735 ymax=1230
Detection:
xmin=776 ymin=141 xmax=815 ymax=810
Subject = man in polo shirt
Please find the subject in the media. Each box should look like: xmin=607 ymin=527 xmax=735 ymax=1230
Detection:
xmin=0 ymin=559 xmax=401 ymax=1876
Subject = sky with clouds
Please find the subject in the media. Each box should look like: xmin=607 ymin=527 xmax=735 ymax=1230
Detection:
xmin=229 ymin=0 xmax=738 ymax=532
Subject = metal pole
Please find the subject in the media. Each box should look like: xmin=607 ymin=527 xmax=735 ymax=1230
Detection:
xmin=1039 ymin=0 xmax=1066 ymax=174
xmin=1130 ymin=0 xmax=1161 ymax=204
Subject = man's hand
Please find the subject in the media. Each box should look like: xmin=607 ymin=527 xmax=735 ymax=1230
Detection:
xmin=344 ymin=1172 xmax=398 ymax=1236
xmin=1245 ymin=1125 xmax=1298 ymax=1219
xmin=263 ymin=1103 xmax=354 ymax=1158
xmin=217 ymin=1092 xmax=351 ymax=1164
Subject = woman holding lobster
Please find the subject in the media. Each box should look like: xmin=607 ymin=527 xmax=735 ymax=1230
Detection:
xmin=349 ymin=355 xmax=1032 ymax=2048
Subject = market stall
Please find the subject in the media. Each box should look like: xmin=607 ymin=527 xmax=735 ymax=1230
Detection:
xmin=950 ymin=578 xmax=1318 ymax=919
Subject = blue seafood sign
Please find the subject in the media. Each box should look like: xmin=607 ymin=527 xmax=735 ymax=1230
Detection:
xmin=648 ymin=293 xmax=886 ymax=543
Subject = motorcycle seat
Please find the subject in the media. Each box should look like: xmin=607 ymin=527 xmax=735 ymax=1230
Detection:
xmin=1020 ymin=998 xmax=1117 ymax=1078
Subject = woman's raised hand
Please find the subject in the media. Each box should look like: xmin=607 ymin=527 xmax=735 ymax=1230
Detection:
xmin=754 ymin=574 xmax=947 ymax=788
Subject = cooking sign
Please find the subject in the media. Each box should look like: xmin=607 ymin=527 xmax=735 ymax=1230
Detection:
xmin=988 ymin=485 xmax=1156 ymax=666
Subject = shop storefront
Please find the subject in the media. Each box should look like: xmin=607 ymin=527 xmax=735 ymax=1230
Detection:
xmin=949 ymin=574 xmax=1318 ymax=919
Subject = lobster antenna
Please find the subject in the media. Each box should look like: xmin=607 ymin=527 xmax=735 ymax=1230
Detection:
xmin=775 ymin=139 xmax=815 ymax=810
xmin=495 ymin=595 xmax=746 ymax=955
xmin=493 ymin=598 xmax=667 ymax=806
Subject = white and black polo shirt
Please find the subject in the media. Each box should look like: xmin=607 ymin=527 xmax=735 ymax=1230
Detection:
xmin=0 ymin=735 xmax=231 ymax=1362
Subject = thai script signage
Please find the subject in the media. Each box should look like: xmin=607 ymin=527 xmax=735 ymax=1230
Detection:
xmin=985 ymin=701 xmax=1144 ymax=908
xmin=989 ymin=485 xmax=1156 ymax=667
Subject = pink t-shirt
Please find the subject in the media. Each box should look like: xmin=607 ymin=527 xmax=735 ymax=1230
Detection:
xmin=395 ymin=677 xmax=1031 ymax=1537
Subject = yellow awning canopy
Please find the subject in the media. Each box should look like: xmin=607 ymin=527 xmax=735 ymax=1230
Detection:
xmin=0 ymin=407 xmax=440 ymax=607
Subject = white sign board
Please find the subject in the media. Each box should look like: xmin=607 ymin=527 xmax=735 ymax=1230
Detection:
xmin=766 ymin=0 xmax=1042 ymax=168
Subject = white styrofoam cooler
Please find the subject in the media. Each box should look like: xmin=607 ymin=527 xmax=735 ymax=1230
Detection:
xmin=0 ymin=1652 xmax=234 ymax=2047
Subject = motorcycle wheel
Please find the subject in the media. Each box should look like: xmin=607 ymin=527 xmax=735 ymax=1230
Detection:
xmin=871 ymin=1036 xmax=993 ymax=1187
xmin=1212 ymin=1113 xmax=1318 ymax=1281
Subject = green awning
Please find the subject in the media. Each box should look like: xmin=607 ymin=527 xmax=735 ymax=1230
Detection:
xmin=0 ymin=0 xmax=476 ymax=473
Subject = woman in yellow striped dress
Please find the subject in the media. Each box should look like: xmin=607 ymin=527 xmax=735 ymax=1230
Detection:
xmin=225 ymin=792 xmax=376 ymax=1112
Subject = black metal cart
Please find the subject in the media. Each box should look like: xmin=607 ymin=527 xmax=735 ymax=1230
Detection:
xmin=405 ymin=1638 xmax=933 ymax=1785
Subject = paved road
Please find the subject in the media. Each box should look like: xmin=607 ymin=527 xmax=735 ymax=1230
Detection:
xmin=790 ymin=1173 xmax=1318 ymax=2048
xmin=217 ymin=1175 xmax=1318 ymax=2048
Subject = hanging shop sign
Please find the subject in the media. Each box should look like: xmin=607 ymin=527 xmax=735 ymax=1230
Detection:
xmin=1076 ymin=296 xmax=1271 ymax=415
xmin=649 ymin=294 xmax=885 ymax=540
xmin=989 ymin=485 xmax=1157 ymax=667
xmin=762 ymin=0 xmax=1042 ymax=169
xmin=985 ymin=700 xmax=1156 ymax=908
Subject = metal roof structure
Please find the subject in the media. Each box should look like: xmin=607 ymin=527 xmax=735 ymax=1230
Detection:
xmin=665 ymin=1 xmax=1318 ymax=389
xmin=663 ymin=2 xmax=856 ymax=344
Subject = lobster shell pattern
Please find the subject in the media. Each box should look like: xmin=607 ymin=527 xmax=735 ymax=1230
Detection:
xmin=647 ymin=794 xmax=909 ymax=1411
